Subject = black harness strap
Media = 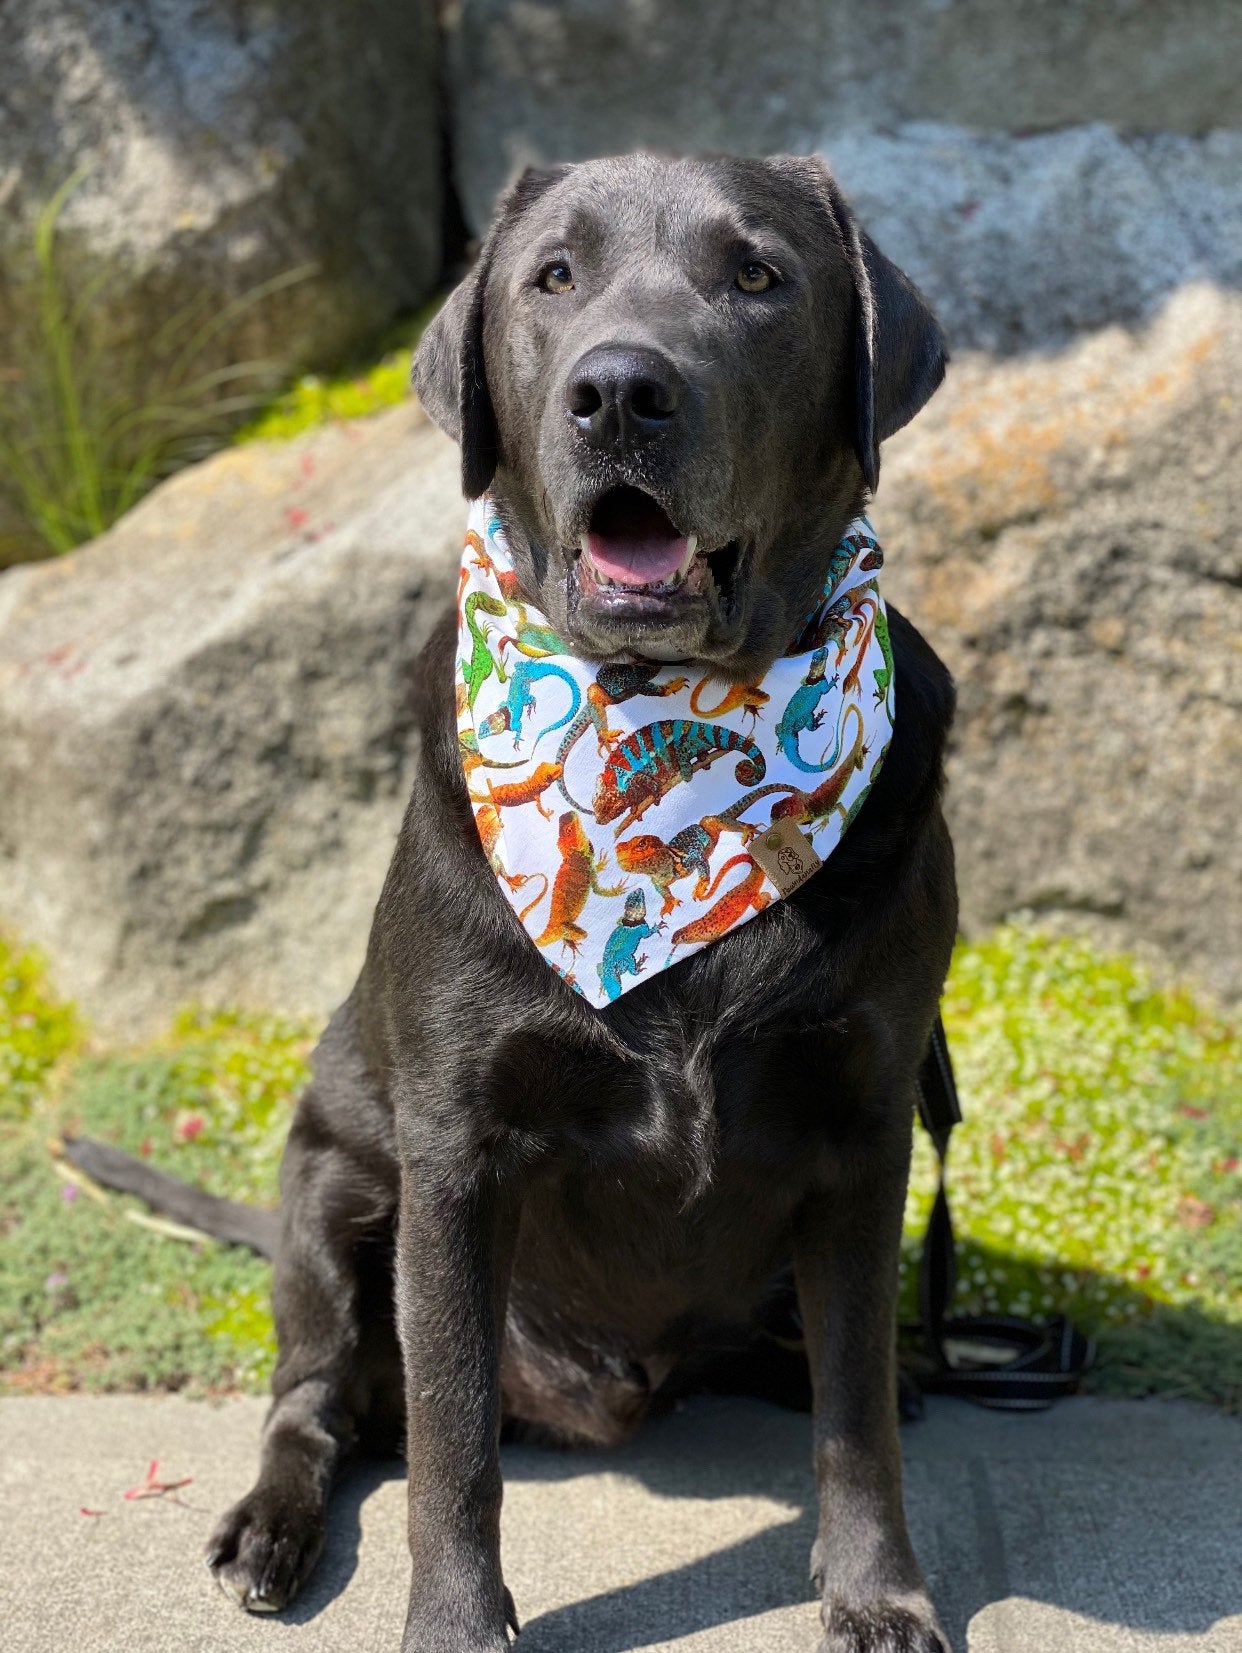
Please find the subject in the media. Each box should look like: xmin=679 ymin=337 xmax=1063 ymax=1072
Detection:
xmin=909 ymin=1016 xmax=1094 ymax=1409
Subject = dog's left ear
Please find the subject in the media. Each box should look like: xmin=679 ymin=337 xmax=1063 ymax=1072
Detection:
xmin=775 ymin=155 xmax=948 ymax=493
xmin=413 ymin=165 xmax=568 ymax=499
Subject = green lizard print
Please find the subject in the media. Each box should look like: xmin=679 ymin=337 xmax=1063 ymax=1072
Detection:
xmin=497 ymin=611 xmax=564 ymax=661
xmin=462 ymin=591 xmax=509 ymax=709
xmin=840 ymin=738 xmax=891 ymax=832
xmin=872 ymin=605 xmax=894 ymax=712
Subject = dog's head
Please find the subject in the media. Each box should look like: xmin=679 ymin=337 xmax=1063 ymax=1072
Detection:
xmin=414 ymin=153 xmax=946 ymax=678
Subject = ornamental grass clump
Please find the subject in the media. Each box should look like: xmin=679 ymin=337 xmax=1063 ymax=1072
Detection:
xmin=0 ymin=173 xmax=311 ymax=566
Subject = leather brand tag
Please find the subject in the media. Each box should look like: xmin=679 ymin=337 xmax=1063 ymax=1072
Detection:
xmin=748 ymin=817 xmax=823 ymax=897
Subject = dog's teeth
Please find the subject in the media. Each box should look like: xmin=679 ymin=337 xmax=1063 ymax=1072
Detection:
xmin=678 ymin=533 xmax=698 ymax=577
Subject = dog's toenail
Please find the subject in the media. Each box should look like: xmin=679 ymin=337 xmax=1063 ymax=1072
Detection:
xmin=214 ymin=1574 xmax=246 ymax=1608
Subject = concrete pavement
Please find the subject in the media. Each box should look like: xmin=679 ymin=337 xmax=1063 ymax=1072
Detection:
xmin=1 ymin=1393 xmax=1239 ymax=1652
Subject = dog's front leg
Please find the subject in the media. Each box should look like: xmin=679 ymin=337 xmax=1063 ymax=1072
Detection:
xmin=793 ymin=1101 xmax=950 ymax=1653
xmin=396 ymin=1163 xmax=519 ymax=1653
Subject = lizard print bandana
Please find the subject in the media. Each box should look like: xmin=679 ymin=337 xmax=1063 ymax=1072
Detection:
xmin=456 ymin=498 xmax=895 ymax=1008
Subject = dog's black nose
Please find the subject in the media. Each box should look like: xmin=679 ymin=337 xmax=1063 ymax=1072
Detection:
xmin=565 ymin=345 xmax=684 ymax=451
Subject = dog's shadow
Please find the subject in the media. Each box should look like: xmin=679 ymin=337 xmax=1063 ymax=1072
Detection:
xmin=504 ymin=1402 xmax=816 ymax=1651
xmin=505 ymin=1393 xmax=1241 ymax=1651
xmin=290 ymin=1387 xmax=1240 ymax=1650
xmin=277 ymin=1450 xmax=407 ymax=1627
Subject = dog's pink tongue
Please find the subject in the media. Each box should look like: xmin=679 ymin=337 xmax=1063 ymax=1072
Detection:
xmin=586 ymin=531 xmax=688 ymax=587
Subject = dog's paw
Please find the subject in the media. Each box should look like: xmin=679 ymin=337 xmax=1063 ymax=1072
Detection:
xmin=206 ymin=1481 xmax=326 ymax=1613
xmin=399 ymin=1583 xmax=519 ymax=1652
xmin=819 ymin=1593 xmax=951 ymax=1653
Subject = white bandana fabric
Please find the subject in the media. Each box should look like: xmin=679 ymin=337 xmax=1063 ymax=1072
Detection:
xmin=456 ymin=498 xmax=895 ymax=1008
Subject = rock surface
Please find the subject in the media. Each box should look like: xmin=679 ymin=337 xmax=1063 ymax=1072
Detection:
xmin=447 ymin=3 xmax=1242 ymax=353
xmin=453 ymin=114 xmax=1242 ymax=357
xmin=0 ymin=403 xmax=462 ymax=1031
xmin=450 ymin=0 xmax=1242 ymax=204
xmin=0 ymin=0 xmax=441 ymax=432
xmin=1 ymin=288 xmax=1238 ymax=1029
xmin=814 ymin=125 xmax=1242 ymax=356
xmin=881 ymin=283 xmax=1241 ymax=997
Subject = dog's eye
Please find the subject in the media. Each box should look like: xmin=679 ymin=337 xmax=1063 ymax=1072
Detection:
xmin=539 ymin=262 xmax=575 ymax=295
xmin=735 ymin=261 xmax=778 ymax=294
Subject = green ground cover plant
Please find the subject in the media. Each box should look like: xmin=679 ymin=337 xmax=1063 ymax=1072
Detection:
xmin=0 ymin=926 xmax=1238 ymax=1406
xmin=904 ymin=928 xmax=1241 ymax=1408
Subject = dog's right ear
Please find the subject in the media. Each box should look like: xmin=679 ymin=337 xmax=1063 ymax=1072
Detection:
xmin=413 ymin=166 xmax=568 ymax=500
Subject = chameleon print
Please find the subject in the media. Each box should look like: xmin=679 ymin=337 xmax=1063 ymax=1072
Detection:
xmin=592 ymin=720 xmax=766 ymax=832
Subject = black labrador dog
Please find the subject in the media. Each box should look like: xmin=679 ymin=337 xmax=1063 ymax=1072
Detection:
xmin=184 ymin=153 xmax=958 ymax=1651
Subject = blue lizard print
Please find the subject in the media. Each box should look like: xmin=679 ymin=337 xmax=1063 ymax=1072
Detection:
xmin=478 ymin=660 xmax=582 ymax=749
xmin=774 ymin=649 xmax=842 ymax=772
xmin=597 ymin=891 xmax=662 ymax=1001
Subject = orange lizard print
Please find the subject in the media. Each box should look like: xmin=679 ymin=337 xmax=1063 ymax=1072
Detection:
xmin=837 ymin=583 xmax=880 ymax=696
xmin=616 ymin=829 xmax=711 ymax=917
xmin=689 ymin=676 xmax=771 ymax=731
xmin=465 ymin=528 xmax=494 ymax=576
xmin=472 ymin=801 xmax=548 ymax=913
xmin=585 ymin=681 xmax=623 ymax=749
xmin=533 ymin=812 xmax=627 ymax=957
xmin=481 ymin=763 xmax=564 ymax=820
xmin=670 ymin=855 xmax=770 ymax=948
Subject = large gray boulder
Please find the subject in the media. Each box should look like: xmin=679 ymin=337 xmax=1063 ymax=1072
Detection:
xmin=0 ymin=0 xmax=442 ymax=494
xmin=451 ymin=0 xmax=1242 ymax=184
xmin=813 ymin=125 xmax=1242 ymax=356
xmin=881 ymin=282 xmax=1241 ymax=998
xmin=447 ymin=1 xmax=1242 ymax=353
xmin=449 ymin=0 xmax=1242 ymax=229
xmin=1 ymin=289 xmax=1237 ymax=1029
xmin=0 ymin=403 xmax=462 ymax=1032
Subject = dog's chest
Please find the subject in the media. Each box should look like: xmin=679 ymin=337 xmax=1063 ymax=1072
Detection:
xmin=532 ymin=903 xmax=849 ymax=1172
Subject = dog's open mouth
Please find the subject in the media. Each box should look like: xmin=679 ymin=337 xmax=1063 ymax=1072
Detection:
xmin=575 ymin=486 xmax=741 ymax=614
